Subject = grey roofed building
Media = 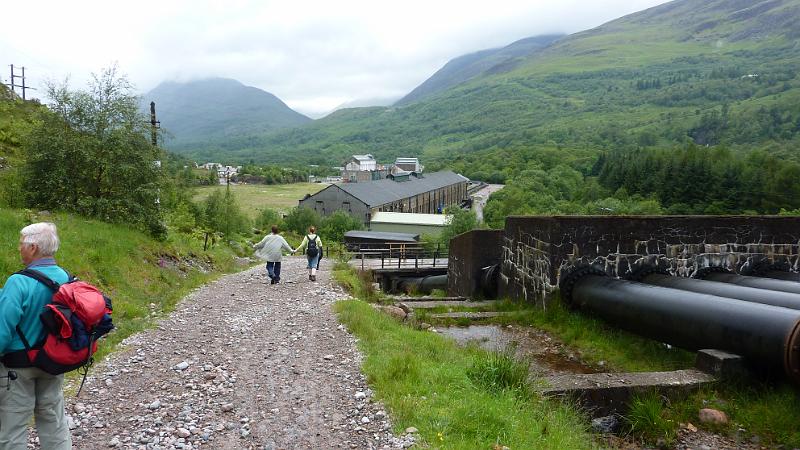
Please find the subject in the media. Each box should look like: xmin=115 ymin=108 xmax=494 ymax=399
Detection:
xmin=298 ymin=170 xmax=469 ymax=225
xmin=336 ymin=171 xmax=468 ymax=207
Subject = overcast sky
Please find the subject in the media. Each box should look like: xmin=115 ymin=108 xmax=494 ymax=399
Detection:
xmin=1 ymin=0 xmax=669 ymax=117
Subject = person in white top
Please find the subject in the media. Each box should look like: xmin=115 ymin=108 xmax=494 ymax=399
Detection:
xmin=253 ymin=226 xmax=295 ymax=284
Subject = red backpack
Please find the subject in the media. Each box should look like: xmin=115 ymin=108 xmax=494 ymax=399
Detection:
xmin=6 ymin=269 xmax=114 ymax=380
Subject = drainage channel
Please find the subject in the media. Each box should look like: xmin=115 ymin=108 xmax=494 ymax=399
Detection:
xmin=437 ymin=325 xmax=597 ymax=376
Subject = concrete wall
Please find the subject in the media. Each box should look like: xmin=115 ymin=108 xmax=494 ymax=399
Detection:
xmin=498 ymin=216 xmax=800 ymax=306
xmin=448 ymin=229 xmax=504 ymax=298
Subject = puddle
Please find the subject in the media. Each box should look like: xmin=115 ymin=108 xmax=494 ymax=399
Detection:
xmin=438 ymin=325 xmax=597 ymax=376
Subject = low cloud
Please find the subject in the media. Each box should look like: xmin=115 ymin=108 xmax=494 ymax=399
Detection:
xmin=1 ymin=0 xmax=668 ymax=115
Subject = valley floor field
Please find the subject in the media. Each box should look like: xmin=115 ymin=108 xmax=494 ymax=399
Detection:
xmin=193 ymin=183 xmax=326 ymax=219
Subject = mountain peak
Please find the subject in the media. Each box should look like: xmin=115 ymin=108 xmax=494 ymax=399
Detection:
xmin=145 ymin=78 xmax=310 ymax=154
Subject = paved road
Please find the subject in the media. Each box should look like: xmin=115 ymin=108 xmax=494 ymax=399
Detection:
xmin=470 ymin=184 xmax=504 ymax=223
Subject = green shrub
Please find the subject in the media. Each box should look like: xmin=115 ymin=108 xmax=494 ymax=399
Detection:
xmin=319 ymin=210 xmax=363 ymax=243
xmin=201 ymin=188 xmax=250 ymax=236
xmin=255 ymin=207 xmax=284 ymax=231
xmin=284 ymin=206 xmax=321 ymax=235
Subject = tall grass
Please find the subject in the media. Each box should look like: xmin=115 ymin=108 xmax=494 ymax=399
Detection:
xmin=625 ymin=391 xmax=676 ymax=443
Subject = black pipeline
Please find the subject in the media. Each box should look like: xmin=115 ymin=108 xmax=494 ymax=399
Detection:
xmin=761 ymin=271 xmax=800 ymax=283
xmin=561 ymin=270 xmax=800 ymax=383
xmin=638 ymin=273 xmax=800 ymax=311
xmin=702 ymin=272 xmax=800 ymax=295
xmin=397 ymin=274 xmax=448 ymax=294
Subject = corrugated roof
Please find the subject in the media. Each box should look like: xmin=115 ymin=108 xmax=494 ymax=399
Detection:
xmin=336 ymin=170 xmax=468 ymax=207
xmin=344 ymin=231 xmax=419 ymax=242
xmin=371 ymin=212 xmax=450 ymax=226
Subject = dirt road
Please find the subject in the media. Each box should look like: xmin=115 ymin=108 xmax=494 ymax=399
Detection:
xmin=41 ymin=257 xmax=410 ymax=449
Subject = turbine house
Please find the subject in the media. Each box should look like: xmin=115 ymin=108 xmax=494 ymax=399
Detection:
xmin=298 ymin=170 xmax=469 ymax=225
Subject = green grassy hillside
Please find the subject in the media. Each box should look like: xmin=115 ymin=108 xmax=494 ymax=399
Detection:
xmin=0 ymin=209 xmax=242 ymax=361
xmin=179 ymin=0 xmax=800 ymax=184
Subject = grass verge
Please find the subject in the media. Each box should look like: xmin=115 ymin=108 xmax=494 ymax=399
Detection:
xmin=0 ymin=209 xmax=244 ymax=368
xmin=334 ymin=299 xmax=592 ymax=449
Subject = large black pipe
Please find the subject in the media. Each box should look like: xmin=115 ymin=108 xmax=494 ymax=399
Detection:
xmin=640 ymin=273 xmax=800 ymax=311
xmin=564 ymin=273 xmax=800 ymax=383
xmin=703 ymin=272 xmax=800 ymax=296
xmin=762 ymin=271 xmax=800 ymax=283
xmin=397 ymin=274 xmax=448 ymax=294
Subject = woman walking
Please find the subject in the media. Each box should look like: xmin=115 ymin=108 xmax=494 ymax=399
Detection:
xmin=295 ymin=226 xmax=323 ymax=281
xmin=253 ymin=226 xmax=295 ymax=284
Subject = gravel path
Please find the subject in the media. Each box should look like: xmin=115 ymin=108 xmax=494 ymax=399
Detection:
xmin=38 ymin=257 xmax=411 ymax=449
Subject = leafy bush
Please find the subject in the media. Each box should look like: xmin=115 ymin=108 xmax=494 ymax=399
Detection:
xmin=21 ymin=65 xmax=165 ymax=235
xmin=165 ymin=201 xmax=197 ymax=234
xmin=284 ymin=207 xmax=321 ymax=235
xmin=201 ymin=188 xmax=250 ymax=236
xmin=319 ymin=210 xmax=363 ymax=243
xmin=255 ymin=207 xmax=284 ymax=231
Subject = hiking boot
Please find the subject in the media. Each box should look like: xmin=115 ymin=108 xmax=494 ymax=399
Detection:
xmin=311 ymin=275 xmax=317 ymax=282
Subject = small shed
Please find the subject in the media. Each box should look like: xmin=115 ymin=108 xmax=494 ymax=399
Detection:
xmin=369 ymin=212 xmax=450 ymax=236
xmin=343 ymin=230 xmax=419 ymax=252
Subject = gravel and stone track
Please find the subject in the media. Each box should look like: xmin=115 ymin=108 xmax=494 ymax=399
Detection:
xmin=34 ymin=257 xmax=412 ymax=449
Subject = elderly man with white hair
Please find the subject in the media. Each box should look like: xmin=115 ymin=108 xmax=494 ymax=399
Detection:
xmin=0 ymin=222 xmax=72 ymax=449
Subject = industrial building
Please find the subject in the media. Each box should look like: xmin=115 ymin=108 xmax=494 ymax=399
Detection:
xmin=369 ymin=212 xmax=449 ymax=236
xmin=341 ymin=154 xmax=388 ymax=182
xmin=298 ymin=170 xmax=469 ymax=225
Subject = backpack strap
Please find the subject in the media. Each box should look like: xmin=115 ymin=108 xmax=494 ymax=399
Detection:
xmin=12 ymin=269 xmax=71 ymax=351
xmin=15 ymin=268 xmax=62 ymax=292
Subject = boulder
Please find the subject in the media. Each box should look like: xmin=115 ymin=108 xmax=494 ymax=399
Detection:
xmin=698 ymin=408 xmax=728 ymax=425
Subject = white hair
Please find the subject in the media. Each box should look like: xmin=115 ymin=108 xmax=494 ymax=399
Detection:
xmin=20 ymin=222 xmax=60 ymax=256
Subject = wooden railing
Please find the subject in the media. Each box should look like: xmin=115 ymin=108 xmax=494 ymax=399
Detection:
xmin=351 ymin=243 xmax=449 ymax=270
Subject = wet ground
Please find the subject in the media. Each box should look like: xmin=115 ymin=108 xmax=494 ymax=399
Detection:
xmin=437 ymin=324 xmax=596 ymax=376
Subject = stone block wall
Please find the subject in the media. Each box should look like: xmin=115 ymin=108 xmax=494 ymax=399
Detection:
xmin=498 ymin=216 xmax=800 ymax=306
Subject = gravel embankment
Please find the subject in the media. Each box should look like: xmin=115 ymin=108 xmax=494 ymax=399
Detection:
xmin=32 ymin=257 xmax=413 ymax=449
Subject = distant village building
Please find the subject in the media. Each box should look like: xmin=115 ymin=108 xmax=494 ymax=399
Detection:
xmin=299 ymin=170 xmax=469 ymax=225
xmin=347 ymin=154 xmax=377 ymax=171
xmin=215 ymin=165 xmax=241 ymax=185
xmin=341 ymin=154 xmax=390 ymax=183
xmin=393 ymin=157 xmax=422 ymax=173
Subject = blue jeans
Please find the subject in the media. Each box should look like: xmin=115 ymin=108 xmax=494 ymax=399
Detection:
xmin=307 ymin=253 xmax=320 ymax=269
xmin=266 ymin=261 xmax=282 ymax=283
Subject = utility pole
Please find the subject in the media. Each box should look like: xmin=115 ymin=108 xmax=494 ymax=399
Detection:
xmin=149 ymin=101 xmax=160 ymax=146
xmin=5 ymin=65 xmax=36 ymax=100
